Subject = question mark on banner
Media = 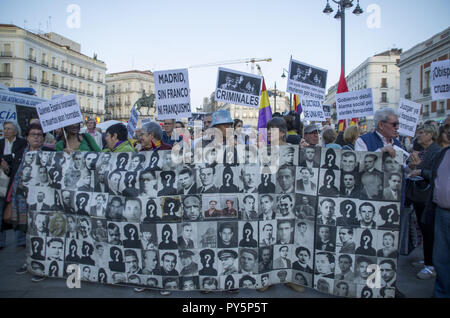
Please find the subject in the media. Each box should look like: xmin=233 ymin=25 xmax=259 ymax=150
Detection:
xmin=345 ymin=204 xmax=353 ymax=218
xmin=84 ymin=244 xmax=89 ymax=256
xmin=163 ymin=230 xmax=170 ymax=243
xmin=363 ymin=235 xmax=370 ymax=249
xmin=80 ymin=197 xmax=86 ymax=208
xmin=151 ymin=156 xmax=158 ymax=168
xmin=119 ymin=157 xmax=126 ymax=169
xmin=225 ymin=174 xmax=231 ymax=187
xmin=165 ymin=174 xmax=172 ymax=187
xmin=263 ymin=174 xmax=269 ymax=186
xmin=387 ymin=208 xmax=395 ymax=223
xmin=113 ymin=249 xmax=120 ymax=262
xmin=245 ymin=228 xmax=251 ymax=242
xmin=148 ymin=204 xmax=155 ymax=217
xmin=326 ymin=175 xmax=333 ymax=187
xmin=99 ymin=272 xmax=106 ymax=282
xmin=50 ymin=264 xmax=58 ymax=276
xmin=362 ymin=289 xmax=372 ymax=298
xmin=129 ymin=227 xmax=136 ymax=240
xmin=168 ymin=202 xmax=175 ymax=215
xmin=327 ymin=154 xmax=333 ymax=167
xmin=127 ymin=174 xmax=134 ymax=187
xmin=226 ymin=279 xmax=233 ymax=289
xmin=32 ymin=241 xmax=39 ymax=254
xmin=70 ymin=244 xmax=76 ymax=256
xmin=227 ymin=151 xmax=234 ymax=164
xmin=53 ymin=170 xmax=60 ymax=181
xmin=204 ymin=254 xmax=211 ymax=268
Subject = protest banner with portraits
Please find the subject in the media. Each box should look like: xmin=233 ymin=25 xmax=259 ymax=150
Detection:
xmin=25 ymin=146 xmax=402 ymax=298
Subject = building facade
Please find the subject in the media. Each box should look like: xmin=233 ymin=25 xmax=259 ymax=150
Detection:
xmin=325 ymin=49 xmax=402 ymax=131
xmin=0 ymin=24 xmax=107 ymax=121
xmin=105 ymin=70 xmax=155 ymax=121
xmin=398 ymin=27 xmax=450 ymax=123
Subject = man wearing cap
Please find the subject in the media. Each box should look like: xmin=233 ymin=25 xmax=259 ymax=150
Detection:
xmin=179 ymin=250 xmax=199 ymax=276
xmin=204 ymin=199 xmax=222 ymax=218
xmin=205 ymin=109 xmax=234 ymax=147
xmin=301 ymin=124 xmax=320 ymax=147
xmin=218 ymin=249 xmax=238 ymax=275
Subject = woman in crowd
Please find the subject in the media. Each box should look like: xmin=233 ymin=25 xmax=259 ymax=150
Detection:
xmin=341 ymin=125 xmax=360 ymax=150
xmin=56 ymin=123 xmax=101 ymax=152
xmin=322 ymin=128 xmax=342 ymax=149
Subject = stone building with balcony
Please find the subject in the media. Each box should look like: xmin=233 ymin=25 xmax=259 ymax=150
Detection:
xmin=105 ymin=70 xmax=155 ymax=121
xmin=0 ymin=24 xmax=107 ymax=122
xmin=398 ymin=27 xmax=450 ymax=123
xmin=325 ymin=48 xmax=402 ymax=131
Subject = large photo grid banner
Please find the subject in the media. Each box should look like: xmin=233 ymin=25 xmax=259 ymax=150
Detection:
xmin=25 ymin=147 xmax=402 ymax=298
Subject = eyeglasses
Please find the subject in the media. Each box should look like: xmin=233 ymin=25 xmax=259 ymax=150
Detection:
xmin=383 ymin=121 xmax=399 ymax=128
xmin=29 ymin=133 xmax=44 ymax=138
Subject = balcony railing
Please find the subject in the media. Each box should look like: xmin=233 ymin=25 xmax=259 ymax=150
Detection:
xmin=423 ymin=111 xmax=429 ymax=117
xmin=88 ymin=76 xmax=94 ymax=81
xmin=28 ymin=75 xmax=37 ymax=82
xmin=61 ymin=67 xmax=68 ymax=73
xmin=70 ymin=71 xmax=77 ymax=76
xmin=116 ymin=101 xmax=122 ymax=106
xmin=61 ymin=84 xmax=68 ymax=90
xmin=51 ymin=81 xmax=59 ymax=88
xmin=79 ymin=89 xmax=86 ymax=95
xmin=41 ymin=79 xmax=49 ymax=85
xmin=51 ymin=64 xmax=58 ymax=70
xmin=380 ymin=98 xmax=388 ymax=103
xmin=97 ymin=79 xmax=103 ymax=83
xmin=79 ymin=74 xmax=85 ymax=79
xmin=28 ymin=55 xmax=36 ymax=62
xmin=381 ymin=83 xmax=388 ymax=88
xmin=0 ymin=72 xmax=13 ymax=78
xmin=404 ymin=93 xmax=411 ymax=99
xmin=125 ymin=101 xmax=131 ymax=106
xmin=97 ymin=94 xmax=104 ymax=99
xmin=1 ymin=51 xmax=12 ymax=57
xmin=423 ymin=87 xmax=431 ymax=96
xmin=70 ymin=87 xmax=77 ymax=93
xmin=87 ymin=91 xmax=94 ymax=97
xmin=437 ymin=109 xmax=445 ymax=115
xmin=41 ymin=60 xmax=49 ymax=67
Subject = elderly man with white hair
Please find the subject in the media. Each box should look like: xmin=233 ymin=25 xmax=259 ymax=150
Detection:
xmin=139 ymin=122 xmax=172 ymax=151
xmin=355 ymin=108 xmax=402 ymax=155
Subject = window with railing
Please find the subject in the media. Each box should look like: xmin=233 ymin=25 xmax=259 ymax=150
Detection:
xmin=0 ymin=63 xmax=12 ymax=78
xmin=424 ymin=70 xmax=430 ymax=96
xmin=438 ymin=102 xmax=445 ymax=115
xmin=1 ymin=44 xmax=12 ymax=57
xmin=381 ymin=78 xmax=387 ymax=88
xmin=381 ymin=92 xmax=388 ymax=103
xmin=382 ymin=65 xmax=387 ymax=73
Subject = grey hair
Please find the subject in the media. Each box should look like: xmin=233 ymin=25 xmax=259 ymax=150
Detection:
xmin=142 ymin=122 xmax=162 ymax=141
xmin=374 ymin=108 xmax=398 ymax=130
xmin=417 ymin=124 xmax=438 ymax=141
xmin=3 ymin=120 xmax=21 ymax=136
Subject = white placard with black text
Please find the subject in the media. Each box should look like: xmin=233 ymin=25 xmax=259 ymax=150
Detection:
xmin=35 ymin=94 xmax=82 ymax=133
xmin=127 ymin=106 xmax=140 ymax=139
xmin=430 ymin=60 xmax=450 ymax=101
xmin=336 ymin=88 xmax=374 ymax=121
xmin=286 ymin=58 xmax=327 ymax=101
xmin=398 ymin=98 xmax=422 ymax=137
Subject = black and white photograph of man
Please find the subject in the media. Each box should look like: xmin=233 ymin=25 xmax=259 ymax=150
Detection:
xmin=317 ymin=198 xmax=337 ymax=226
xmin=34 ymin=166 xmax=50 ymax=187
xmin=337 ymin=226 xmax=356 ymax=254
xmin=124 ymin=249 xmax=142 ymax=274
xmin=89 ymin=193 xmax=107 ymax=218
xmin=239 ymin=194 xmax=258 ymax=220
xmin=177 ymin=166 xmax=197 ymax=195
xmin=315 ymin=225 xmax=336 ymax=252
xmin=276 ymin=219 xmax=294 ymax=244
xmin=358 ymin=202 xmax=378 ymax=229
xmin=77 ymin=217 xmax=92 ymax=240
xmin=197 ymin=164 xmax=219 ymax=193
xmin=107 ymin=171 xmax=123 ymax=196
xmin=156 ymin=251 xmax=179 ymax=276
xmin=201 ymin=277 xmax=218 ymax=291
xmin=314 ymin=251 xmax=335 ymax=279
xmin=238 ymin=222 xmax=258 ymax=248
xmin=341 ymin=151 xmax=359 ymax=173
xmin=123 ymin=197 xmax=142 ymax=222
xmin=29 ymin=190 xmax=52 ymax=211
xmin=276 ymin=194 xmax=296 ymax=219
xmin=259 ymin=194 xmax=276 ymax=220
xmin=182 ymin=195 xmax=203 ymax=221
xmin=218 ymin=249 xmax=238 ymax=276
xmin=107 ymin=222 xmax=123 ymax=246
xmin=93 ymin=161 xmax=111 ymax=193
xmin=84 ymin=152 xmax=99 ymax=171
xmin=90 ymin=219 xmax=107 ymax=243
xmin=239 ymin=165 xmax=259 ymax=193
xmin=360 ymin=171 xmax=383 ymax=200
xmin=46 ymin=237 xmax=64 ymax=261
xmin=290 ymin=61 xmax=327 ymax=89
xmin=258 ymin=246 xmax=273 ymax=273
xmin=293 ymin=246 xmax=313 ymax=273
xmin=295 ymin=220 xmax=314 ymax=248
xmin=259 ymin=221 xmax=276 ymax=246
xmin=106 ymin=196 xmax=127 ymax=222
xmin=379 ymin=259 xmax=397 ymax=289
xmin=354 ymin=255 xmax=376 ymax=285
xmin=178 ymin=250 xmax=199 ymax=276
xmin=295 ymin=195 xmax=316 ymax=220
xmin=318 ymin=169 xmax=340 ymax=196
xmin=279 ymin=145 xmax=296 ymax=166
xmin=299 ymin=147 xmax=320 ymax=168
xmin=383 ymin=172 xmax=402 ymax=201
xmin=217 ymin=69 xmax=261 ymax=96
xmin=335 ymin=254 xmax=355 ymax=282
xmin=217 ymin=222 xmax=238 ymax=248
xmin=177 ymin=222 xmax=197 ymax=249
xmin=140 ymin=223 xmax=157 ymax=250
xmin=276 ymin=164 xmax=295 ymax=194
xmin=355 ymin=228 xmax=377 ymax=256
xmin=157 ymin=223 xmax=178 ymax=249
xmin=139 ymin=169 xmax=157 ymax=197
xmin=360 ymin=153 xmax=383 ymax=177
xmin=30 ymin=212 xmax=49 ymax=236
xmin=141 ymin=249 xmax=159 ymax=275
xmin=181 ymin=276 xmax=199 ymax=291
xmin=130 ymin=153 xmax=146 ymax=172
xmin=340 ymin=172 xmax=360 ymax=198
xmin=239 ymin=248 xmax=258 ymax=274
xmin=382 ymin=152 xmax=401 ymax=174
xmin=296 ymin=167 xmax=318 ymax=195
xmin=273 ymin=245 xmax=292 ymax=269
xmin=77 ymin=172 xmax=95 ymax=193
xmin=158 ymin=171 xmax=177 ymax=196
xmin=94 ymin=243 xmax=108 ymax=269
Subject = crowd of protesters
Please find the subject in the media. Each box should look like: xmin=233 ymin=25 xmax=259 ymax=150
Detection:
xmin=0 ymin=108 xmax=449 ymax=298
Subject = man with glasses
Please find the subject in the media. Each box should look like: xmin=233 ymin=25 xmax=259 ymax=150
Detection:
xmin=355 ymin=108 xmax=402 ymax=155
xmin=162 ymin=119 xmax=182 ymax=147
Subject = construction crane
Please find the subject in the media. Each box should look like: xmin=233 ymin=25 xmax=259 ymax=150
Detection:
xmin=189 ymin=57 xmax=272 ymax=74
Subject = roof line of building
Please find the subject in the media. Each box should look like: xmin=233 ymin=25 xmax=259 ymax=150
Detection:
xmin=107 ymin=70 xmax=154 ymax=76
xmin=0 ymin=24 xmax=106 ymax=65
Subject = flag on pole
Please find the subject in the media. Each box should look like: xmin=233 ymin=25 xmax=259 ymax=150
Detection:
xmin=336 ymin=67 xmax=358 ymax=131
xmin=293 ymin=94 xmax=302 ymax=114
xmin=257 ymin=78 xmax=272 ymax=130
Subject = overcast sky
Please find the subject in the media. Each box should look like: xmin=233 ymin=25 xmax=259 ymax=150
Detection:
xmin=2 ymin=0 xmax=449 ymax=110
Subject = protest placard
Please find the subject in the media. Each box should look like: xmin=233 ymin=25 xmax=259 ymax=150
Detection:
xmin=300 ymin=98 xmax=326 ymax=122
xmin=127 ymin=106 xmax=140 ymax=139
xmin=35 ymin=94 xmax=82 ymax=133
xmin=155 ymin=68 xmax=191 ymax=120
xmin=336 ymin=88 xmax=374 ymax=121
xmin=323 ymin=104 xmax=331 ymax=119
xmin=214 ymin=67 xmax=262 ymax=108
xmin=397 ymin=98 xmax=422 ymax=137
xmin=286 ymin=58 xmax=328 ymax=101
xmin=430 ymin=60 xmax=450 ymax=100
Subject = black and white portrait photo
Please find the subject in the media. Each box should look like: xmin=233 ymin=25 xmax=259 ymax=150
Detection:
xmin=139 ymin=169 xmax=157 ymax=197
xmin=292 ymin=246 xmax=313 ymax=273
xmin=157 ymin=171 xmax=177 ymax=196
xmin=30 ymin=236 xmax=46 ymax=260
xmin=122 ymin=171 xmax=140 ymax=197
xmin=239 ymin=194 xmax=258 ymax=220
xmin=299 ymin=146 xmax=320 ymax=168
xmin=275 ymin=165 xmax=296 ymax=194
xmin=258 ymin=194 xmax=276 ymax=220
xmin=89 ymin=193 xmax=108 ymax=218
xmin=258 ymin=173 xmax=276 ymax=194
xmin=296 ymin=167 xmax=318 ymax=195
xmin=75 ymin=192 xmax=91 ymax=216
xmin=341 ymin=151 xmax=359 ymax=173
xmin=279 ymin=145 xmax=297 ymax=166
xmin=157 ymin=223 xmax=178 ymax=250
xmin=115 ymin=153 xmax=130 ymax=171
xmin=177 ymin=222 xmax=197 ymax=249
xmin=182 ymin=195 xmax=203 ymax=222
xmin=177 ymin=166 xmax=197 ymax=195
xmin=316 ymin=198 xmax=337 ymax=226
xmin=289 ymin=60 xmax=327 ymax=89
xmin=376 ymin=230 xmax=399 ymax=259
xmin=161 ymin=196 xmax=182 ymax=222
xmin=45 ymin=237 xmax=64 ymax=262
xmin=336 ymin=226 xmax=356 ymax=254
xmin=141 ymin=198 xmax=162 ymax=222
xmin=106 ymin=196 xmax=127 ymax=222
xmin=48 ymin=212 xmax=67 ymax=238
xmin=239 ymin=248 xmax=258 ymax=274
xmin=140 ymin=223 xmax=158 ymax=250
xmin=65 ymin=238 xmax=80 ymax=263
xmin=197 ymin=164 xmax=219 ymax=194
xmin=355 ymin=228 xmax=377 ymax=256
xmin=217 ymin=222 xmax=238 ymax=248
xmin=295 ymin=194 xmax=317 ymax=220
xmin=219 ymin=166 xmax=241 ymax=193
xmin=315 ymin=225 xmax=336 ymax=252
xmin=276 ymin=219 xmax=294 ymax=244
xmin=273 ymin=245 xmax=293 ymax=270
xmin=259 ymin=220 xmax=276 ymax=246
xmin=294 ymin=220 xmax=314 ymax=248
xmin=197 ymin=222 xmax=217 ymax=248
xmin=378 ymin=203 xmax=400 ymax=230
xmin=238 ymin=165 xmax=259 ymax=193
xmin=318 ymin=169 xmax=340 ymax=196
xmin=123 ymin=223 xmax=141 ymax=249
xmin=321 ymin=148 xmax=341 ymax=170
xmin=239 ymin=221 xmax=258 ymax=248
xmin=199 ymin=249 xmax=218 ymax=276
xmin=109 ymin=246 xmax=125 ymax=272
xmin=217 ymin=68 xmax=261 ymax=96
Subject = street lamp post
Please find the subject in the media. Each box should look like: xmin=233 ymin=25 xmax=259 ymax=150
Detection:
xmin=323 ymin=0 xmax=363 ymax=74
xmin=281 ymin=68 xmax=292 ymax=111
